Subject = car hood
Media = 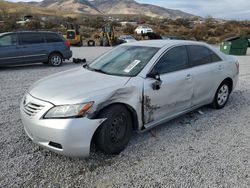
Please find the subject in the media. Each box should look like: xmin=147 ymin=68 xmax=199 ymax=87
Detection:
xmin=28 ymin=68 xmax=131 ymax=105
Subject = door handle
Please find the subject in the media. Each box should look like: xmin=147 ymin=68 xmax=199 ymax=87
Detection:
xmin=218 ymin=65 xmax=223 ymax=70
xmin=185 ymin=74 xmax=192 ymax=80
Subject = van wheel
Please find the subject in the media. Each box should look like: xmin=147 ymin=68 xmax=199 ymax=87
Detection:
xmin=212 ymin=81 xmax=230 ymax=109
xmin=49 ymin=53 xmax=63 ymax=66
xmin=95 ymin=105 xmax=133 ymax=155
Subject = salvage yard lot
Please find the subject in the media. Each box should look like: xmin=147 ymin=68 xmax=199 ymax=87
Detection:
xmin=0 ymin=47 xmax=250 ymax=187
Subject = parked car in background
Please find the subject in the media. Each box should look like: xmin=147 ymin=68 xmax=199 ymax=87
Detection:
xmin=162 ymin=35 xmax=185 ymax=40
xmin=20 ymin=40 xmax=239 ymax=157
xmin=135 ymin=26 xmax=153 ymax=34
xmin=0 ymin=31 xmax=72 ymax=66
xmin=118 ymin=35 xmax=137 ymax=43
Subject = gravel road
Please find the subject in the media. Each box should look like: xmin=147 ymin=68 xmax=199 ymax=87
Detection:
xmin=0 ymin=47 xmax=250 ymax=187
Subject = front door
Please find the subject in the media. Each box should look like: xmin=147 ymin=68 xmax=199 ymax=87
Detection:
xmin=0 ymin=33 xmax=22 ymax=65
xmin=143 ymin=46 xmax=194 ymax=125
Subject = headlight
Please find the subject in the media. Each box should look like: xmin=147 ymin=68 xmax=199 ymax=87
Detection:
xmin=44 ymin=102 xmax=94 ymax=119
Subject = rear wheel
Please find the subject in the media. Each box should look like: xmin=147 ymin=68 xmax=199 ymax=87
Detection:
xmin=212 ymin=81 xmax=230 ymax=109
xmin=95 ymin=105 xmax=133 ymax=155
xmin=49 ymin=53 xmax=63 ymax=67
xmin=77 ymin=40 xmax=83 ymax=47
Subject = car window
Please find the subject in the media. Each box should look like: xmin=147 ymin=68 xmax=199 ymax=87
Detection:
xmin=66 ymin=31 xmax=75 ymax=39
xmin=210 ymin=51 xmax=222 ymax=62
xmin=45 ymin=33 xmax=63 ymax=43
xmin=0 ymin=34 xmax=18 ymax=47
xmin=154 ymin=46 xmax=188 ymax=74
xmin=187 ymin=45 xmax=222 ymax=66
xmin=19 ymin=33 xmax=44 ymax=45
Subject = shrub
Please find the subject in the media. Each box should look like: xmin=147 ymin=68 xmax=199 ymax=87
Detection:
xmin=123 ymin=24 xmax=136 ymax=34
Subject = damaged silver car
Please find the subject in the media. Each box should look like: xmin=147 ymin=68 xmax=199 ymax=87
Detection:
xmin=20 ymin=40 xmax=239 ymax=157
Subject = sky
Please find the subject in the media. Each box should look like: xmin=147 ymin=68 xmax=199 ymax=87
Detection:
xmin=7 ymin=0 xmax=250 ymax=20
xmin=137 ymin=0 xmax=250 ymax=20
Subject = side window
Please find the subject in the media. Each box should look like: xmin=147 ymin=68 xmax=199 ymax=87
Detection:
xmin=45 ymin=33 xmax=63 ymax=43
xmin=210 ymin=50 xmax=222 ymax=62
xmin=154 ymin=46 xmax=188 ymax=74
xmin=19 ymin=33 xmax=44 ymax=45
xmin=0 ymin=34 xmax=18 ymax=47
xmin=187 ymin=45 xmax=212 ymax=66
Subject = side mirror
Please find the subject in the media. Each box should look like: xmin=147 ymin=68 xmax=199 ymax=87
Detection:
xmin=147 ymin=70 xmax=162 ymax=90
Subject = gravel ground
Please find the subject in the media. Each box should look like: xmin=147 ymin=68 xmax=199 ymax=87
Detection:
xmin=0 ymin=47 xmax=250 ymax=188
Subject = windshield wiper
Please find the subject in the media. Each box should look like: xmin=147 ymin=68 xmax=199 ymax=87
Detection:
xmin=91 ymin=68 xmax=108 ymax=74
xmin=83 ymin=63 xmax=108 ymax=74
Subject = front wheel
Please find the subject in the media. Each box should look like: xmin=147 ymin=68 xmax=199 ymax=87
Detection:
xmin=212 ymin=81 xmax=230 ymax=109
xmin=49 ymin=53 xmax=63 ymax=67
xmin=95 ymin=105 xmax=133 ymax=155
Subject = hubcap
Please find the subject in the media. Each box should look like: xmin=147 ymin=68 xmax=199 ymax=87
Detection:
xmin=110 ymin=114 xmax=127 ymax=144
xmin=217 ymin=84 xmax=229 ymax=106
xmin=51 ymin=55 xmax=62 ymax=65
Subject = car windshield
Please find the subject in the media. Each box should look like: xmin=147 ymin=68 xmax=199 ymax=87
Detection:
xmin=88 ymin=46 xmax=159 ymax=77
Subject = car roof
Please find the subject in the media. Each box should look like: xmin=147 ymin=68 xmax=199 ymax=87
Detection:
xmin=0 ymin=31 xmax=59 ymax=35
xmin=122 ymin=40 xmax=208 ymax=48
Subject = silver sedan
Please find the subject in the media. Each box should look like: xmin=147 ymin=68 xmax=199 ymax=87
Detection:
xmin=20 ymin=40 xmax=239 ymax=157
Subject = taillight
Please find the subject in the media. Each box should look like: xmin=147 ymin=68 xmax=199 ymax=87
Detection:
xmin=235 ymin=60 xmax=239 ymax=74
xmin=64 ymin=41 xmax=70 ymax=47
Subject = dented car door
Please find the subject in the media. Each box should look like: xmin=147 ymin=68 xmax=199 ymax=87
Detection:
xmin=143 ymin=46 xmax=194 ymax=124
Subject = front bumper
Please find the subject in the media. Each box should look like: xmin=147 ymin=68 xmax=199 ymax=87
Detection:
xmin=20 ymin=93 xmax=104 ymax=157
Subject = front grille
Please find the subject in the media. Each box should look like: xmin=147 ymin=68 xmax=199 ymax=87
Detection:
xmin=23 ymin=102 xmax=44 ymax=116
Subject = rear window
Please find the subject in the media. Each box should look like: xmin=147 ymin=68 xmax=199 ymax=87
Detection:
xmin=187 ymin=45 xmax=222 ymax=66
xmin=19 ymin=33 xmax=44 ymax=45
xmin=45 ymin=33 xmax=63 ymax=43
xmin=67 ymin=31 xmax=75 ymax=39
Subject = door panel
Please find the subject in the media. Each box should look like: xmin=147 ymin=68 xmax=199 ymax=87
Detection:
xmin=18 ymin=33 xmax=48 ymax=63
xmin=143 ymin=70 xmax=193 ymax=124
xmin=0 ymin=34 xmax=22 ymax=65
xmin=189 ymin=63 xmax=222 ymax=106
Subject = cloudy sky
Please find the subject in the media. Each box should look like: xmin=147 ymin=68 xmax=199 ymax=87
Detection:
xmin=137 ymin=0 xmax=250 ymax=20
xmin=7 ymin=0 xmax=250 ymax=20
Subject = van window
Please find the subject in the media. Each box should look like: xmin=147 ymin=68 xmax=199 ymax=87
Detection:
xmin=0 ymin=34 xmax=18 ymax=47
xmin=154 ymin=46 xmax=188 ymax=74
xmin=45 ymin=33 xmax=63 ymax=43
xmin=19 ymin=33 xmax=44 ymax=45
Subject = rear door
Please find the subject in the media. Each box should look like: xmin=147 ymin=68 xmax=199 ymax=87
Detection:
xmin=143 ymin=46 xmax=194 ymax=124
xmin=187 ymin=45 xmax=224 ymax=106
xmin=18 ymin=32 xmax=48 ymax=63
xmin=0 ymin=33 xmax=22 ymax=65
xmin=44 ymin=32 xmax=65 ymax=51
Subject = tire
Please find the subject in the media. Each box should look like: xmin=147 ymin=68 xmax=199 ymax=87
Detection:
xmin=49 ymin=53 xmax=63 ymax=67
xmin=88 ymin=40 xmax=95 ymax=47
xmin=212 ymin=81 xmax=230 ymax=109
xmin=95 ymin=105 xmax=133 ymax=155
xmin=77 ymin=40 xmax=83 ymax=47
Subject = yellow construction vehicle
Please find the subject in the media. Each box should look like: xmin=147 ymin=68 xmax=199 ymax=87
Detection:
xmin=100 ymin=26 xmax=115 ymax=46
xmin=63 ymin=24 xmax=83 ymax=46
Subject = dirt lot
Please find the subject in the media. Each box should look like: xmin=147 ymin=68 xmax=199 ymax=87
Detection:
xmin=0 ymin=47 xmax=250 ymax=187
